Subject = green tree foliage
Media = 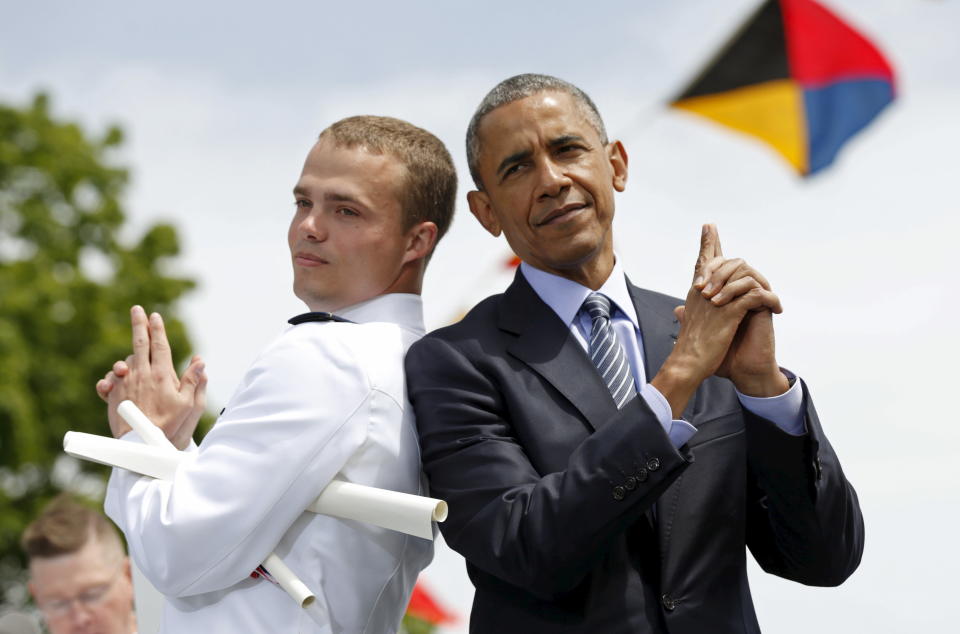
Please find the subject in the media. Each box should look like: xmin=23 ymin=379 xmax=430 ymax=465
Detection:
xmin=0 ymin=93 xmax=201 ymax=606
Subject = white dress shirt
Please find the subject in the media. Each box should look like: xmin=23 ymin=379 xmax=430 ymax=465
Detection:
xmin=519 ymin=260 xmax=805 ymax=445
xmin=105 ymin=293 xmax=433 ymax=634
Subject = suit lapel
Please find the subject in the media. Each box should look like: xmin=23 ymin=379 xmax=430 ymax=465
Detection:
xmin=626 ymin=279 xmax=681 ymax=383
xmin=499 ymin=271 xmax=617 ymax=431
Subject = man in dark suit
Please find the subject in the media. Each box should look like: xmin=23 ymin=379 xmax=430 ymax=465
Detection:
xmin=405 ymin=74 xmax=863 ymax=633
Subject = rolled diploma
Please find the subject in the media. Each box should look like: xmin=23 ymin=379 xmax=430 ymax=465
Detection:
xmin=309 ymin=481 xmax=447 ymax=540
xmin=116 ymin=403 xmax=315 ymax=608
xmin=117 ymin=400 xmax=176 ymax=451
xmin=260 ymin=553 xmax=314 ymax=608
xmin=64 ymin=430 xmax=315 ymax=608
xmin=62 ymin=432 xmax=446 ymax=538
xmin=63 ymin=432 xmax=180 ymax=480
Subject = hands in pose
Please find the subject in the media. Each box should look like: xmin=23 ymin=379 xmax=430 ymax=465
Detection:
xmin=96 ymin=305 xmax=207 ymax=450
xmin=653 ymin=224 xmax=789 ymax=417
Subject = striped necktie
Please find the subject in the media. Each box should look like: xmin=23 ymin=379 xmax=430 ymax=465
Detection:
xmin=583 ymin=292 xmax=638 ymax=409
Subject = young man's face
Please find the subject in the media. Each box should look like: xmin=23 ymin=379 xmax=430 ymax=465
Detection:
xmin=468 ymin=91 xmax=627 ymax=280
xmin=289 ymin=138 xmax=418 ymax=312
xmin=29 ymin=538 xmax=135 ymax=634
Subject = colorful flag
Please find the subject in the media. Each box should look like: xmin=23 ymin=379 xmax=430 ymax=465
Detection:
xmin=671 ymin=0 xmax=896 ymax=176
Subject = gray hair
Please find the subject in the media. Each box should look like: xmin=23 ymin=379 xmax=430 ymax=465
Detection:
xmin=465 ymin=74 xmax=609 ymax=189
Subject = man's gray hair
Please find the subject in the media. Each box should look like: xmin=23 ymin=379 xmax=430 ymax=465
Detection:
xmin=465 ymin=74 xmax=609 ymax=189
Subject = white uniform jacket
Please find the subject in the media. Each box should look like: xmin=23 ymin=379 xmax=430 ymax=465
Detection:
xmin=105 ymin=293 xmax=433 ymax=633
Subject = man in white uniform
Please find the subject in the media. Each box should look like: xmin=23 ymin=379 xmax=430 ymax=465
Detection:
xmin=95 ymin=115 xmax=457 ymax=633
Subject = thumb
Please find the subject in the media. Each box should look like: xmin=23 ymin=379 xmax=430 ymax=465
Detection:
xmin=194 ymin=367 xmax=208 ymax=412
xmin=179 ymin=356 xmax=205 ymax=398
xmin=673 ymin=305 xmax=685 ymax=324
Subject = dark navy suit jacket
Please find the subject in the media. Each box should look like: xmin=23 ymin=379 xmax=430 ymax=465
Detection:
xmin=405 ymin=271 xmax=863 ymax=633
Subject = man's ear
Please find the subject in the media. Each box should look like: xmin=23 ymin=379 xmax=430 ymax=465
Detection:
xmin=609 ymin=140 xmax=628 ymax=192
xmin=467 ymin=190 xmax=501 ymax=237
xmin=402 ymin=221 xmax=439 ymax=265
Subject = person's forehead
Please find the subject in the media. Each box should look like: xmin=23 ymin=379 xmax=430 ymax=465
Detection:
xmin=298 ymin=139 xmax=406 ymax=200
xmin=478 ymin=92 xmax=598 ymax=156
xmin=30 ymin=540 xmax=118 ymax=593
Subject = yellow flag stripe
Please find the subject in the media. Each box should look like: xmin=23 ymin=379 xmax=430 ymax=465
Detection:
xmin=673 ymin=79 xmax=809 ymax=173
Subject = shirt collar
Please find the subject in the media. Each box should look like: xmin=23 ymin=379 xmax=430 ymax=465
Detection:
xmin=519 ymin=256 xmax=639 ymax=328
xmin=336 ymin=293 xmax=425 ymax=336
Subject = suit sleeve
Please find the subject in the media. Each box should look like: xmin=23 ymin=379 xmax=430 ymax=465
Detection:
xmin=744 ymin=379 xmax=864 ymax=586
xmin=406 ymin=335 xmax=690 ymax=598
xmin=105 ymin=327 xmax=372 ymax=597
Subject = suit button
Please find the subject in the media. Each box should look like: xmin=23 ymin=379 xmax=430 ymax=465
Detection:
xmin=636 ymin=468 xmax=648 ymax=482
xmin=814 ymin=456 xmax=823 ymax=480
xmin=646 ymin=457 xmax=661 ymax=471
xmin=624 ymin=476 xmax=637 ymax=491
xmin=662 ymin=593 xmax=677 ymax=611
xmin=612 ymin=486 xmax=625 ymax=501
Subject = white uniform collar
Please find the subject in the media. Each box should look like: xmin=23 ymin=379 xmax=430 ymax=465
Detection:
xmin=337 ymin=293 xmax=425 ymax=336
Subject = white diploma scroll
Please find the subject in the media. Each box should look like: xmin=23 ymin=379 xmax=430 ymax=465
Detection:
xmin=258 ymin=553 xmax=315 ymax=609
xmin=117 ymin=400 xmax=175 ymax=450
xmin=64 ymin=423 xmax=316 ymax=608
xmin=63 ymin=431 xmax=180 ymax=479
xmin=308 ymin=481 xmax=447 ymax=540
xmin=62 ymin=431 xmax=447 ymax=538
xmin=64 ymin=401 xmax=447 ymax=611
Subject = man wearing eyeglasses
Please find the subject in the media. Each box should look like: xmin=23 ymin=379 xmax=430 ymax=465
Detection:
xmin=22 ymin=495 xmax=136 ymax=634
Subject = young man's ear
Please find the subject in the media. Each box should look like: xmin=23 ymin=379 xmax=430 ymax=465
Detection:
xmin=403 ymin=221 xmax=439 ymax=265
xmin=467 ymin=190 xmax=502 ymax=237
xmin=608 ymin=140 xmax=628 ymax=192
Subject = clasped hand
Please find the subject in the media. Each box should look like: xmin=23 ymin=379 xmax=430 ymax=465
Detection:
xmin=95 ymin=305 xmax=207 ymax=450
xmin=669 ymin=224 xmax=789 ymax=398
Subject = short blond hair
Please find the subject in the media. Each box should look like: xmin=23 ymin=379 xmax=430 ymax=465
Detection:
xmin=319 ymin=115 xmax=457 ymax=248
xmin=21 ymin=494 xmax=124 ymax=562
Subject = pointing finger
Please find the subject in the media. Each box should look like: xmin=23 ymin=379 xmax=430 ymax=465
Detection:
xmin=149 ymin=312 xmax=175 ymax=375
xmin=694 ymin=224 xmax=722 ymax=286
xmin=130 ymin=305 xmax=151 ymax=372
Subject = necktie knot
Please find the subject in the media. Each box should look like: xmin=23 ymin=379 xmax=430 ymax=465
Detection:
xmin=583 ymin=293 xmax=613 ymax=322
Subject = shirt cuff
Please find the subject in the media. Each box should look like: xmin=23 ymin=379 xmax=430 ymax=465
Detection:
xmin=736 ymin=370 xmax=805 ymax=435
xmin=640 ymin=383 xmax=698 ymax=448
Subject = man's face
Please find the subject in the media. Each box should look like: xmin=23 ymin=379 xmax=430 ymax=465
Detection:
xmin=289 ymin=138 xmax=418 ymax=312
xmin=468 ymin=91 xmax=627 ymax=280
xmin=29 ymin=539 xmax=135 ymax=634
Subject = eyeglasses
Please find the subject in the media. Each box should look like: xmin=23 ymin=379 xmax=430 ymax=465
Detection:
xmin=37 ymin=574 xmax=119 ymax=617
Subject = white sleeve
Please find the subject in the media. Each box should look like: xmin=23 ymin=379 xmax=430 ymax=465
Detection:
xmin=104 ymin=326 xmax=371 ymax=597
